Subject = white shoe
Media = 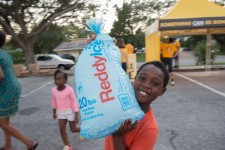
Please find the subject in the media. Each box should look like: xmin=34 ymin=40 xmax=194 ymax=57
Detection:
xmin=63 ymin=146 xmax=73 ymax=150
xmin=171 ymin=81 xmax=175 ymax=86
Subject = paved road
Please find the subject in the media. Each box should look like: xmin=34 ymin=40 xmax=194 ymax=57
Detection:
xmin=0 ymin=70 xmax=225 ymax=150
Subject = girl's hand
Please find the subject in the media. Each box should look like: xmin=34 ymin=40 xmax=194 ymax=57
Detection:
xmin=75 ymin=112 xmax=79 ymax=124
xmin=114 ymin=119 xmax=139 ymax=135
xmin=53 ymin=113 xmax=57 ymax=120
xmin=75 ymin=115 xmax=79 ymax=124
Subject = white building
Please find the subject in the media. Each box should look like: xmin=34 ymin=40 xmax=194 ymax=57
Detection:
xmin=53 ymin=38 xmax=88 ymax=60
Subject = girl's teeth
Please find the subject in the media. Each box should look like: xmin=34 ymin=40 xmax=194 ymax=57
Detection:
xmin=140 ymin=90 xmax=147 ymax=95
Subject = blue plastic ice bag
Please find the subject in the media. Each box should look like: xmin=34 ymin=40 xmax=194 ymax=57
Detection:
xmin=75 ymin=18 xmax=144 ymax=139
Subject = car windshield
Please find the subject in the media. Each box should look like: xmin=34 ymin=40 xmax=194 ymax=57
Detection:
xmin=51 ymin=55 xmax=63 ymax=60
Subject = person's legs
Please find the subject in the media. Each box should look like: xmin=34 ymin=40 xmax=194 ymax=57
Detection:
xmin=0 ymin=117 xmax=37 ymax=149
xmin=121 ymin=62 xmax=127 ymax=72
xmin=68 ymin=121 xmax=80 ymax=133
xmin=1 ymin=129 xmax=13 ymax=150
xmin=168 ymin=58 xmax=175 ymax=85
xmin=170 ymin=71 xmax=175 ymax=85
xmin=174 ymin=55 xmax=179 ymax=68
xmin=58 ymin=119 xmax=70 ymax=146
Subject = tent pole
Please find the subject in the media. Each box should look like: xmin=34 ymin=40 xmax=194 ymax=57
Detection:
xmin=205 ymin=32 xmax=211 ymax=71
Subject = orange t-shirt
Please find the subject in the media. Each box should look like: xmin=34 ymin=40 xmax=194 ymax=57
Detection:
xmin=125 ymin=44 xmax=134 ymax=54
xmin=160 ymin=42 xmax=177 ymax=58
xmin=174 ymin=41 xmax=180 ymax=50
xmin=120 ymin=48 xmax=128 ymax=62
xmin=104 ymin=108 xmax=158 ymax=150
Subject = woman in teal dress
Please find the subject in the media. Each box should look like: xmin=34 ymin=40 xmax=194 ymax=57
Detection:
xmin=0 ymin=31 xmax=38 ymax=150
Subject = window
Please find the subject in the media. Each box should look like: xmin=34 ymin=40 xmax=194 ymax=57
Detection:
xmin=36 ymin=56 xmax=52 ymax=61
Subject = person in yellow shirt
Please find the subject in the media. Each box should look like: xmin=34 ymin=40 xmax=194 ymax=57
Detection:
xmin=160 ymin=37 xmax=177 ymax=86
xmin=173 ymin=38 xmax=181 ymax=68
xmin=125 ymin=41 xmax=134 ymax=54
xmin=116 ymin=38 xmax=128 ymax=72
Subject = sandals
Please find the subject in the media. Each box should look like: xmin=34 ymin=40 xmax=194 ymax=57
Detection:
xmin=28 ymin=142 xmax=38 ymax=150
xmin=0 ymin=142 xmax=38 ymax=150
xmin=0 ymin=148 xmax=13 ymax=150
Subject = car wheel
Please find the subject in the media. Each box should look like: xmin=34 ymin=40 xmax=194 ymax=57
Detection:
xmin=58 ymin=65 xmax=66 ymax=70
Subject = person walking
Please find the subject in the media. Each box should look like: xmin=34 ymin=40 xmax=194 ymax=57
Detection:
xmin=125 ymin=41 xmax=135 ymax=54
xmin=51 ymin=70 xmax=80 ymax=150
xmin=160 ymin=37 xmax=178 ymax=86
xmin=116 ymin=38 xmax=128 ymax=72
xmin=173 ymin=38 xmax=181 ymax=68
xmin=0 ymin=31 xmax=38 ymax=150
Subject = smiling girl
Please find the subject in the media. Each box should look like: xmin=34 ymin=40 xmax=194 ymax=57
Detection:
xmin=105 ymin=61 xmax=169 ymax=150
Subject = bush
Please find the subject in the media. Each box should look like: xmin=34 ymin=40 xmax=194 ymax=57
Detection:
xmin=8 ymin=50 xmax=25 ymax=64
xmin=136 ymin=53 xmax=145 ymax=62
xmin=193 ymin=42 xmax=218 ymax=65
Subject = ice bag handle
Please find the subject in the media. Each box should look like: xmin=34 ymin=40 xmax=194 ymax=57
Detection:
xmin=85 ymin=18 xmax=104 ymax=34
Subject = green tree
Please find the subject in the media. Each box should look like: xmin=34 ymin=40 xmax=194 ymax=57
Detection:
xmin=33 ymin=23 xmax=92 ymax=54
xmin=110 ymin=0 xmax=176 ymax=48
xmin=0 ymin=0 xmax=99 ymax=65
xmin=134 ymin=29 xmax=145 ymax=49
xmin=193 ymin=41 xmax=218 ymax=65
xmin=62 ymin=23 xmax=91 ymax=40
xmin=33 ymin=24 xmax=66 ymax=54
xmin=212 ymin=35 xmax=225 ymax=53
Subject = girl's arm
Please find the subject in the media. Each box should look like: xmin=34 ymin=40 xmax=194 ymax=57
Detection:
xmin=0 ymin=66 xmax=4 ymax=82
xmin=113 ymin=119 xmax=139 ymax=150
xmin=69 ymin=87 xmax=79 ymax=112
xmin=51 ymin=89 xmax=57 ymax=119
xmin=53 ymin=109 xmax=56 ymax=120
xmin=74 ymin=112 xmax=79 ymax=124
xmin=112 ymin=134 xmax=126 ymax=150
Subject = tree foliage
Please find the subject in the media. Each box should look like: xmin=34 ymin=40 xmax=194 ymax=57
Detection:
xmin=62 ymin=23 xmax=92 ymax=40
xmin=0 ymin=0 xmax=99 ymax=65
xmin=214 ymin=0 xmax=225 ymax=6
xmin=110 ymin=0 xmax=176 ymax=48
xmin=33 ymin=24 xmax=66 ymax=54
xmin=110 ymin=0 xmax=225 ymax=53
xmin=33 ymin=23 xmax=92 ymax=54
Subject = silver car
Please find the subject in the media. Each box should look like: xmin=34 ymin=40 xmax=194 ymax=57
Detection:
xmin=35 ymin=54 xmax=74 ymax=70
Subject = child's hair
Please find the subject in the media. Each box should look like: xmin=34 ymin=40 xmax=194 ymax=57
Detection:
xmin=116 ymin=38 xmax=125 ymax=48
xmin=0 ymin=31 xmax=6 ymax=47
xmin=136 ymin=61 xmax=169 ymax=88
xmin=54 ymin=69 xmax=68 ymax=82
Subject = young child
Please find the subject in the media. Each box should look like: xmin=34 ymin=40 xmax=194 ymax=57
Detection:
xmin=104 ymin=60 xmax=169 ymax=150
xmin=51 ymin=70 xmax=80 ymax=150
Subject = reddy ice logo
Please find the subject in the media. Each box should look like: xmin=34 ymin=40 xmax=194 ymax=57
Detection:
xmin=90 ymin=40 xmax=115 ymax=103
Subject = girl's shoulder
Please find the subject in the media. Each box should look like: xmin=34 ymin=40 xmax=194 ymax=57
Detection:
xmin=51 ymin=86 xmax=57 ymax=92
xmin=65 ymin=84 xmax=74 ymax=91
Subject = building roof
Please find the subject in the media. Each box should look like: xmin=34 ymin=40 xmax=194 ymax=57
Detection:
xmin=161 ymin=0 xmax=225 ymax=19
xmin=53 ymin=39 xmax=88 ymax=51
xmin=146 ymin=0 xmax=225 ymax=36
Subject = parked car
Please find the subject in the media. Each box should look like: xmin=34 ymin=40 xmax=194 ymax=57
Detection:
xmin=35 ymin=54 xmax=74 ymax=70
xmin=134 ymin=48 xmax=145 ymax=53
xmin=58 ymin=53 xmax=76 ymax=62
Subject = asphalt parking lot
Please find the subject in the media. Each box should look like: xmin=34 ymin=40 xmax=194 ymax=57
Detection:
xmin=0 ymin=70 xmax=225 ymax=150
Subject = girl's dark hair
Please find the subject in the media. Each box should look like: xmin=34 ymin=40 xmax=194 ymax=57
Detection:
xmin=54 ymin=69 xmax=68 ymax=81
xmin=0 ymin=31 xmax=6 ymax=47
xmin=116 ymin=38 xmax=125 ymax=48
xmin=136 ymin=61 xmax=169 ymax=88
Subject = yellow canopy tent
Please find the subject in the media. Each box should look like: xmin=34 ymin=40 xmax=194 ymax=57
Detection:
xmin=145 ymin=0 xmax=225 ymax=70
